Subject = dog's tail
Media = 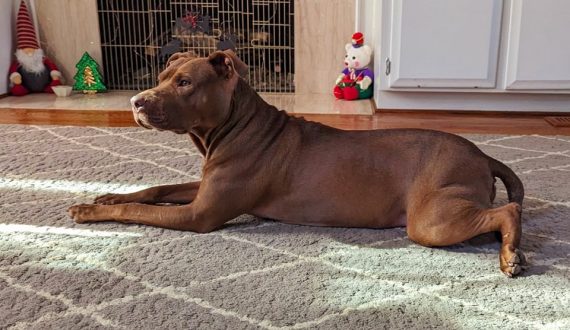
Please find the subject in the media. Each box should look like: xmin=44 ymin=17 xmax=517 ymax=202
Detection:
xmin=489 ymin=157 xmax=524 ymax=206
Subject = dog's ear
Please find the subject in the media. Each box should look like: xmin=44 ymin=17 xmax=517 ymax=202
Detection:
xmin=222 ymin=49 xmax=249 ymax=77
xmin=166 ymin=51 xmax=198 ymax=68
xmin=208 ymin=50 xmax=248 ymax=79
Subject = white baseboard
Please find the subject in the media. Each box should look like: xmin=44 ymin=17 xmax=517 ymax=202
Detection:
xmin=374 ymin=90 xmax=570 ymax=112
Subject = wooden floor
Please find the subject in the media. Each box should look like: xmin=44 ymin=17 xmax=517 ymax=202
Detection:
xmin=1 ymin=108 xmax=569 ymax=135
xmin=0 ymin=93 xmax=569 ymax=135
xmin=303 ymin=111 xmax=570 ymax=135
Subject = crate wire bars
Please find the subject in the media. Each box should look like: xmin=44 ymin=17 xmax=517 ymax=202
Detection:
xmin=97 ymin=0 xmax=295 ymax=92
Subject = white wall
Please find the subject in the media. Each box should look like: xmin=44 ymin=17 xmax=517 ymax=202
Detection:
xmin=355 ymin=0 xmax=380 ymax=83
xmin=0 ymin=0 xmax=16 ymax=94
xmin=355 ymin=0 xmax=378 ymax=51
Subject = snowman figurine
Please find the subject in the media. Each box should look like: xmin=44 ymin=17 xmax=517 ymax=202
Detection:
xmin=333 ymin=32 xmax=373 ymax=100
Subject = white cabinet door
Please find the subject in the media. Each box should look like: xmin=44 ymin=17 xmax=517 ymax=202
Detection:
xmin=387 ymin=0 xmax=503 ymax=89
xmin=505 ymin=0 xmax=570 ymax=90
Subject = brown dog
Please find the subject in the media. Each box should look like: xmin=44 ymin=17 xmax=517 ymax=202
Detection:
xmin=68 ymin=50 xmax=526 ymax=277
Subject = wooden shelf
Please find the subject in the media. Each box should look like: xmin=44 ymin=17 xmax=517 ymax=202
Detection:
xmin=0 ymin=91 xmax=374 ymax=128
xmin=1 ymin=91 xmax=568 ymax=135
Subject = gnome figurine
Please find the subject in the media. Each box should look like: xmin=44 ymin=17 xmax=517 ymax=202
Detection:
xmin=8 ymin=0 xmax=61 ymax=96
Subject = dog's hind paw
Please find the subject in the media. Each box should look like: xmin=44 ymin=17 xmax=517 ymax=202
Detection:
xmin=500 ymin=247 xmax=527 ymax=278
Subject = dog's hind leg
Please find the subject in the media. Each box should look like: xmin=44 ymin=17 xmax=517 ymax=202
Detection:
xmin=406 ymin=188 xmax=526 ymax=277
xmin=95 ymin=181 xmax=201 ymax=205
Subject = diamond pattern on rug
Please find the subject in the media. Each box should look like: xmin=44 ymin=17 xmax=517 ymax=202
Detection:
xmin=0 ymin=125 xmax=569 ymax=329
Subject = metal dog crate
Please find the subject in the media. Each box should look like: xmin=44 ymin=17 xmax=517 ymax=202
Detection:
xmin=97 ymin=0 xmax=295 ymax=92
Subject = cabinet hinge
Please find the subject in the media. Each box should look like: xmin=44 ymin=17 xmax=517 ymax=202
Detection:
xmin=385 ymin=57 xmax=391 ymax=76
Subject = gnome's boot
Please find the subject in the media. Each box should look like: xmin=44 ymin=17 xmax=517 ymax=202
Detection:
xmin=10 ymin=83 xmax=29 ymax=96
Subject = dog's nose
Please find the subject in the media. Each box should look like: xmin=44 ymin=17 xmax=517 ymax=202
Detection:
xmin=131 ymin=95 xmax=147 ymax=112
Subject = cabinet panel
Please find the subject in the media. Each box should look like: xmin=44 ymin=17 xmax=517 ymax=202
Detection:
xmin=388 ymin=0 xmax=503 ymax=89
xmin=505 ymin=0 xmax=570 ymax=90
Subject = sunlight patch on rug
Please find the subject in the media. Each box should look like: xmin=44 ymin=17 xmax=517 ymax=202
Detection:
xmin=0 ymin=177 xmax=150 ymax=195
xmin=0 ymin=224 xmax=142 ymax=271
xmin=0 ymin=224 xmax=142 ymax=238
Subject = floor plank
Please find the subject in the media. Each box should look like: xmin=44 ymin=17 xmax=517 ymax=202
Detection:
xmin=299 ymin=111 xmax=570 ymax=135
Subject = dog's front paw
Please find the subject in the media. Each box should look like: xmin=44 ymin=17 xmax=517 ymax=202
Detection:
xmin=68 ymin=204 xmax=99 ymax=223
xmin=94 ymin=192 xmax=149 ymax=205
xmin=95 ymin=193 xmax=128 ymax=205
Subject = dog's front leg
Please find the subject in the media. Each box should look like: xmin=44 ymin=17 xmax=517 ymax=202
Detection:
xmin=68 ymin=200 xmax=232 ymax=233
xmin=94 ymin=181 xmax=201 ymax=205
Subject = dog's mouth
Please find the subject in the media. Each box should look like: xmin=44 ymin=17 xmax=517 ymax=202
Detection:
xmin=133 ymin=115 xmax=153 ymax=130
xmin=131 ymin=102 xmax=187 ymax=134
xmin=132 ymin=107 xmax=169 ymax=130
xmin=132 ymin=111 xmax=156 ymax=129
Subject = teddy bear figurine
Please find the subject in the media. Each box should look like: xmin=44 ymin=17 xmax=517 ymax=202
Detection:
xmin=333 ymin=32 xmax=374 ymax=100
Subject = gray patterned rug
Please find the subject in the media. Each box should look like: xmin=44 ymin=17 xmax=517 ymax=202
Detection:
xmin=0 ymin=124 xmax=569 ymax=329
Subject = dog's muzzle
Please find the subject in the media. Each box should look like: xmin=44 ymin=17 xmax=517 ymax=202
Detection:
xmin=130 ymin=92 xmax=167 ymax=129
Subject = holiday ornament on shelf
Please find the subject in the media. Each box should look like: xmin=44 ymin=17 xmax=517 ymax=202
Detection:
xmin=73 ymin=52 xmax=107 ymax=94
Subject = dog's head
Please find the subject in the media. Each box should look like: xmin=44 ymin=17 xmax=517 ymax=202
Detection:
xmin=130 ymin=50 xmax=248 ymax=134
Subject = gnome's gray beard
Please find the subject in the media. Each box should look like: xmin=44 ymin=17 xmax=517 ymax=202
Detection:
xmin=16 ymin=48 xmax=46 ymax=74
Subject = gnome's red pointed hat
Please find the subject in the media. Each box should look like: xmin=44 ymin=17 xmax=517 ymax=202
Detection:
xmin=16 ymin=0 xmax=39 ymax=49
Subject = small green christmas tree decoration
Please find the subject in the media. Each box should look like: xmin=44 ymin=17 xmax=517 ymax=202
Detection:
xmin=73 ymin=52 xmax=107 ymax=94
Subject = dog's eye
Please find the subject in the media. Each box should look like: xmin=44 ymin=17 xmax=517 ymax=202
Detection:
xmin=178 ymin=79 xmax=191 ymax=87
xmin=352 ymin=56 xmax=356 ymax=60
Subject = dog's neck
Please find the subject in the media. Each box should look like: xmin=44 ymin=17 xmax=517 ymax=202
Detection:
xmin=228 ymin=77 xmax=267 ymax=120
xmin=195 ymin=78 xmax=290 ymax=159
